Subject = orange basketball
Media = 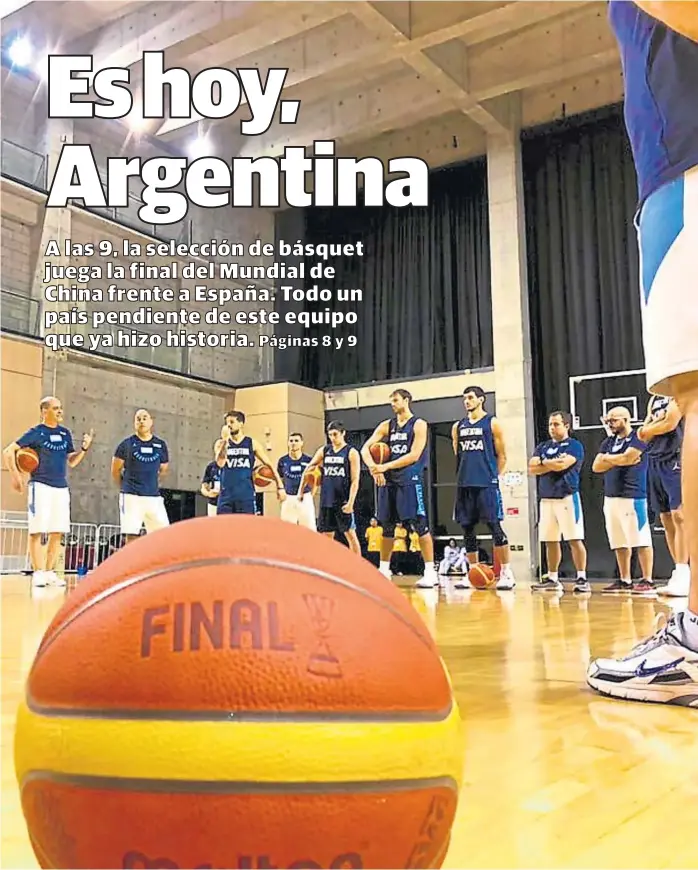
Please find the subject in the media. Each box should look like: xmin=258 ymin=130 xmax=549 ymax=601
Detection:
xmin=468 ymin=563 xmax=495 ymax=589
xmin=369 ymin=442 xmax=390 ymax=464
xmin=306 ymin=466 xmax=321 ymax=489
xmin=253 ymin=464 xmax=275 ymax=487
xmin=16 ymin=447 xmax=39 ymax=474
xmin=15 ymin=515 xmax=464 ymax=869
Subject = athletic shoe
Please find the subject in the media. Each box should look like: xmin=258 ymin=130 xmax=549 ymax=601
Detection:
xmin=659 ymin=568 xmax=691 ymax=598
xmin=531 ymin=578 xmax=563 ymax=592
xmin=45 ymin=570 xmax=66 ymax=587
xmin=631 ymin=580 xmax=658 ymax=597
xmin=31 ymin=571 xmax=47 ymax=587
xmin=587 ymin=612 xmax=698 ymax=706
xmin=573 ymin=579 xmax=591 ymax=594
xmin=495 ymin=567 xmax=516 ymax=591
xmin=416 ymin=566 xmax=438 ymax=589
xmin=601 ymin=580 xmax=632 ymax=594
xmin=453 ymin=576 xmax=471 ymax=589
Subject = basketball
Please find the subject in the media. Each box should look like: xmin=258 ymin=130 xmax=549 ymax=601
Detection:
xmin=469 ymin=564 xmax=496 ymax=589
xmin=15 ymin=515 xmax=464 ymax=869
xmin=307 ymin=466 xmax=322 ymax=487
xmin=15 ymin=447 xmax=39 ymax=474
xmin=253 ymin=464 xmax=275 ymax=487
xmin=370 ymin=442 xmax=390 ymax=464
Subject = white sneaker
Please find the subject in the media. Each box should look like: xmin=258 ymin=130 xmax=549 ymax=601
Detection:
xmin=454 ymin=575 xmax=471 ymax=589
xmin=378 ymin=565 xmax=392 ymax=581
xmin=496 ymin=568 xmax=516 ymax=590
xmin=31 ymin=570 xmax=47 ymax=587
xmin=659 ymin=568 xmax=691 ymax=598
xmin=587 ymin=612 xmax=698 ymax=706
xmin=45 ymin=570 xmax=66 ymax=587
xmin=416 ymin=566 xmax=438 ymax=589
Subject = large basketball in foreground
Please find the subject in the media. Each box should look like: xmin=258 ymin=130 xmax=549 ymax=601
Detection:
xmin=15 ymin=515 xmax=464 ymax=869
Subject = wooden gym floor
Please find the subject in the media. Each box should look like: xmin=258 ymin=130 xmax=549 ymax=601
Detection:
xmin=2 ymin=575 xmax=697 ymax=869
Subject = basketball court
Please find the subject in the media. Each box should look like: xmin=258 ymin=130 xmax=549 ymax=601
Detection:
xmin=3 ymin=576 xmax=698 ymax=868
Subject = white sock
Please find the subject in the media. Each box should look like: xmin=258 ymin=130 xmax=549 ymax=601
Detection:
xmin=548 ymin=572 xmax=559 ymax=582
xmin=620 ymin=577 xmax=632 ymax=585
xmin=379 ymin=561 xmax=390 ymax=575
xmin=681 ymin=610 xmax=698 ymax=650
xmin=676 ymin=563 xmax=690 ymax=576
xmin=424 ymin=561 xmax=435 ymax=572
xmin=577 ymin=570 xmax=587 ymax=580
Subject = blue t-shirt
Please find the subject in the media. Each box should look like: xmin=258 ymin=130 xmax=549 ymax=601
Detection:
xmin=277 ymin=453 xmax=312 ymax=496
xmin=455 ymin=413 xmax=499 ymax=488
xmin=609 ymin=1 xmax=698 ymax=205
xmin=114 ymin=434 xmax=169 ymax=497
xmin=645 ymin=395 xmax=683 ymax=462
xmin=600 ymin=431 xmax=648 ymax=499
xmin=535 ymin=438 xmax=584 ymax=499
xmin=17 ymin=424 xmax=75 ymax=488
xmin=201 ymin=460 xmax=221 ymax=506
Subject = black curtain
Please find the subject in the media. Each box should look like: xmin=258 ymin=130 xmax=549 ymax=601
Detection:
xmin=276 ymin=159 xmax=492 ymax=389
xmin=523 ymin=106 xmax=642 ymax=434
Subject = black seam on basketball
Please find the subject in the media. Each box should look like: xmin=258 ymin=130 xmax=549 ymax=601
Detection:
xmin=21 ymin=771 xmax=460 ymax=796
xmin=33 ymin=555 xmax=434 ymax=662
xmin=23 ymin=701 xmax=454 ymax=722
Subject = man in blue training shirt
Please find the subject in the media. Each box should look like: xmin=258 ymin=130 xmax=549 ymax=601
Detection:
xmin=451 ymin=386 xmax=516 ymax=590
xmin=638 ymin=394 xmax=688 ymax=596
xmin=215 ymin=410 xmax=285 ymax=515
xmin=278 ymin=432 xmax=317 ymax=530
xmin=528 ymin=411 xmax=588 ymax=594
xmin=112 ymin=409 xmax=170 ymax=540
xmin=361 ymin=389 xmax=438 ymax=588
xmin=3 ymin=395 xmax=94 ymax=587
xmin=592 ymin=407 xmax=654 ymax=596
xmin=587 ymin=2 xmax=698 ymax=704
xmin=299 ymin=420 xmax=361 ymax=555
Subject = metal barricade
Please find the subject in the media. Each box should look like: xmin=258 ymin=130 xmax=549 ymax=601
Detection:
xmin=61 ymin=523 xmax=100 ymax=574
xmin=95 ymin=524 xmax=145 ymax=566
xmin=0 ymin=511 xmax=31 ymax=574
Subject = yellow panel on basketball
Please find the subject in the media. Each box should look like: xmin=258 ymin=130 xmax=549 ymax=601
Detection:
xmin=15 ymin=515 xmax=465 ymax=869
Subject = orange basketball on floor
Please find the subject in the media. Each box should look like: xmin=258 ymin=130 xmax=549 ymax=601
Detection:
xmin=370 ymin=442 xmax=390 ymax=463
xmin=16 ymin=447 xmax=39 ymax=473
xmin=15 ymin=515 xmax=464 ymax=869
xmin=469 ymin=563 xmax=496 ymax=589
xmin=253 ymin=464 xmax=275 ymax=487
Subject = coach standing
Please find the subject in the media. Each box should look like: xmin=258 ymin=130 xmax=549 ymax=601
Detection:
xmin=112 ymin=408 xmax=170 ymax=540
xmin=528 ymin=411 xmax=589 ymax=593
xmin=3 ymin=395 xmax=94 ymax=587
xmin=592 ymin=406 xmax=655 ymax=595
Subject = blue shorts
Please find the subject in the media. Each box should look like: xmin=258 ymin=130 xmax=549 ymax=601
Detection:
xmin=648 ymin=457 xmax=682 ymax=515
xmin=318 ymin=506 xmax=355 ymax=535
xmin=454 ymin=486 xmax=503 ymax=527
xmin=376 ymin=483 xmax=427 ymax=534
xmin=217 ymin=498 xmax=256 ymax=515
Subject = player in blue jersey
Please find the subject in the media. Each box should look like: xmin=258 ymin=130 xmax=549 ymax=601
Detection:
xmin=3 ymin=395 xmax=93 ymax=587
xmin=278 ymin=432 xmax=317 ymax=530
xmin=201 ymin=437 xmax=224 ymax=517
xmin=451 ymin=386 xmax=516 ymax=590
xmin=638 ymin=395 xmax=689 ymax=596
xmin=215 ymin=410 xmax=285 ymax=515
xmin=299 ymin=420 xmax=361 ymax=554
xmin=361 ymin=389 xmax=438 ymax=588
xmin=112 ymin=409 xmax=170 ymax=540
xmin=587 ymin=2 xmax=698 ymax=704
xmin=528 ymin=411 xmax=588 ymax=594
xmin=592 ymin=406 xmax=655 ymax=597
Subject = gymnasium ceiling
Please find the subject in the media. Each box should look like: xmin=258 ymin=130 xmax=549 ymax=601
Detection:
xmin=2 ymin=0 xmax=622 ymax=169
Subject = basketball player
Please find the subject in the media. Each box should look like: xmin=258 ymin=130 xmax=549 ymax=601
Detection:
xmin=528 ymin=411 xmax=589 ymax=593
xmin=361 ymin=389 xmax=438 ymax=588
xmin=278 ymin=433 xmax=317 ymax=530
xmin=592 ymin=407 xmax=655 ymax=595
xmin=452 ymin=386 xmax=516 ymax=590
xmin=587 ymin=2 xmax=698 ymax=704
xmin=298 ymin=420 xmax=361 ymax=554
xmin=201 ymin=438 xmax=223 ymax=516
xmin=216 ymin=410 xmax=285 ymax=514
xmin=112 ymin=409 xmax=170 ymax=540
xmin=3 ymin=396 xmax=94 ymax=587
xmin=638 ymin=394 xmax=690 ymax=596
